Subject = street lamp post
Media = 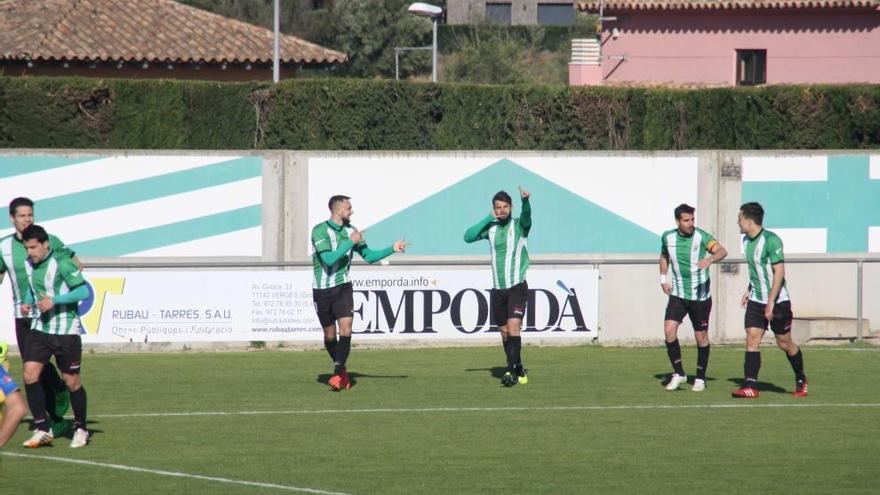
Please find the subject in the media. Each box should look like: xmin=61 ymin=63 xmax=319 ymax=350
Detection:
xmin=407 ymin=2 xmax=443 ymax=83
xmin=273 ymin=0 xmax=280 ymax=83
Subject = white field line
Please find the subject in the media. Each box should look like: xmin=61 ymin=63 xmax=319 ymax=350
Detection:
xmin=0 ymin=452 xmax=353 ymax=495
xmin=88 ymin=402 xmax=880 ymax=419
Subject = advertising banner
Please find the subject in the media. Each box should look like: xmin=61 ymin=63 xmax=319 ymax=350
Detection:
xmin=0 ymin=267 xmax=598 ymax=344
xmin=0 ymin=154 xmax=263 ymax=257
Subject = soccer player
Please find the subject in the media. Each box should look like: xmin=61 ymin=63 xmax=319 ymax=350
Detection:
xmin=0 ymin=197 xmax=78 ymax=436
xmin=311 ymin=195 xmax=406 ymax=391
xmin=0 ymin=341 xmax=28 ymax=449
xmin=464 ymin=187 xmax=531 ymax=387
xmin=733 ymin=202 xmax=807 ymax=399
xmin=659 ymin=203 xmax=728 ymax=392
xmin=19 ymin=224 xmax=91 ymax=448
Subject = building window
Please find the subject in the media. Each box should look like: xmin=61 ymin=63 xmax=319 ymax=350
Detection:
xmin=486 ymin=3 xmax=512 ymax=25
xmin=538 ymin=4 xmax=575 ymax=26
xmin=736 ymin=49 xmax=766 ymax=86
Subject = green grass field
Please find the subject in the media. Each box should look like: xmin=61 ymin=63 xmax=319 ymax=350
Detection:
xmin=1 ymin=344 xmax=878 ymax=494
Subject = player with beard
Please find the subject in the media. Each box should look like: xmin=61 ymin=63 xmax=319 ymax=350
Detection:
xmin=464 ymin=188 xmax=532 ymax=387
xmin=659 ymin=203 xmax=727 ymax=392
xmin=310 ymin=195 xmax=406 ymax=391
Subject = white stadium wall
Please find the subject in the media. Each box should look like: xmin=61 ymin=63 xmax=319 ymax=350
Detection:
xmin=0 ymin=150 xmax=877 ymax=346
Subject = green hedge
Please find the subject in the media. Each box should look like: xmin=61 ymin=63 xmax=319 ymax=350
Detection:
xmin=0 ymin=76 xmax=878 ymax=150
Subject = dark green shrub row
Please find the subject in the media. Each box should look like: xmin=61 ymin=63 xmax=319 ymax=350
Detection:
xmin=1 ymin=76 xmax=878 ymax=150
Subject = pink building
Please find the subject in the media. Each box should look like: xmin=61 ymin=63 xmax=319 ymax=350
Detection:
xmin=570 ymin=0 xmax=880 ymax=86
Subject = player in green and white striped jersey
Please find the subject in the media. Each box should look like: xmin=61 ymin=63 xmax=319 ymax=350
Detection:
xmin=19 ymin=224 xmax=91 ymax=448
xmin=464 ymin=188 xmax=531 ymax=386
xmin=311 ymin=195 xmax=406 ymax=391
xmin=0 ymin=197 xmax=77 ymax=437
xmin=659 ymin=204 xmax=727 ymax=392
xmin=733 ymin=202 xmax=807 ymax=399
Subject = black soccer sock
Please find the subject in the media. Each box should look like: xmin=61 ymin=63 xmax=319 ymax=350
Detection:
xmin=25 ymin=382 xmax=50 ymax=432
xmin=665 ymin=339 xmax=685 ymax=376
xmin=324 ymin=337 xmax=338 ymax=362
xmin=509 ymin=336 xmax=522 ymax=368
xmin=335 ymin=336 xmax=352 ymax=371
xmin=41 ymin=361 xmax=66 ymax=390
xmin=69 ymin=386 xmax=87 ymax=430
xmin=696 ymin=344 xmax=710 ymax=380
xmin=744 ymin=351 xmax=761 ymax=388
xmin=502 ymin=338 xmax=512 ymax=367
xmin=786 ymin=348 xmax=805 ymax=381
xmin=41 ymin=378 xmax=57 ymax=421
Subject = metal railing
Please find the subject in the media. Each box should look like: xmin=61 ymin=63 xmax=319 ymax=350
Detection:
xmin=84 ymin=256 xmax=878 ymax=341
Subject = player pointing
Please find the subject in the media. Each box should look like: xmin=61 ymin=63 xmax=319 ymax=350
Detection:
xmin=311 ymin=195 xmax=406 ymax=391
xmin=464 ymin=186 xmax=532 ymax=386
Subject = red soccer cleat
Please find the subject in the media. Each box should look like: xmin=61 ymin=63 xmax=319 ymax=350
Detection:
xmin=793 ymin=377 xmax=808 ymax=398
xmin=339 ymin=368 xmax=352 ymax=390
xmin=328 ymin=374 xmax=343 ymax=391
xmin=731 ymin=386 xmax=760 ymax=399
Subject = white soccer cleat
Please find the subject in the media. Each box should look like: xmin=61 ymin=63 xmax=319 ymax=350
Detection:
xmin=23 ymin=429 xmax=54 ymax=448
xmin=665 ymin=374 xmax=687 ymax=391
xmin=70 ymin=428 xmax=90 ymax=448
xmin=692 ymin=378 xmax=706 ymax=392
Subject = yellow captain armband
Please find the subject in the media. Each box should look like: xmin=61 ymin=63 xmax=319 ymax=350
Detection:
xmin=706 ymin=240 xmax=719 ymax=252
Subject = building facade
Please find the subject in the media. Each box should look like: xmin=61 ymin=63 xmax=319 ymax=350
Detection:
xmin=571 ymin=0 xmax=880 ymax=86
xmin=0 ymin=0 xmax=345 ymax=81
xmin=447 ymin=0 xmax=577 ymax=25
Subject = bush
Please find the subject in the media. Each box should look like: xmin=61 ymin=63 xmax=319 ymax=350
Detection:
xmin=1 ymin=76 xmax=878 ymax=150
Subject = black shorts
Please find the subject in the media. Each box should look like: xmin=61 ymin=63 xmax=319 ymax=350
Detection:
xmin=15 ymin=318 xmax=32 ymax=352
xmin=664 ymin=296 xmax=712 ymax=331
xmin=22 ymin=332 xmax=83 ymax=374
xmin=491 ymin=281 xmax=528 ymax=326
xmin=313 ymin=283 xmax=354 ymax=328
xmin=745 ymin=300 xmax=793 ymax=335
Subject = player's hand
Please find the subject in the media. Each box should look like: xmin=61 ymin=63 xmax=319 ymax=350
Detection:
xmin=19 ymin=304 xmax=31 ymax=316
xmin=36 ymin=296 xmax=54 ymax=312
xmin=764 ymin=301 xmax=775 ymax=321
xmin=350 ymin=229 xmax=364 ymax=245
xmin=519 ymin=185 xmax=530 ymax=200
xmin=661 ymin=283 xmax=672 ymax=295
xmin=393 ymin=239 xmax=408 ymax=253
xmin=740 ymin=293 xmax=749 ymax=308
xmin=697 ymin=257 xmax=713 ymax=270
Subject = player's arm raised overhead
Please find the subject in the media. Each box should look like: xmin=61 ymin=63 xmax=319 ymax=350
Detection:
xmin=518 ymin=186 xmax=532 ymax=235
xmin=463 ymin=213 xmax=495 ymax=243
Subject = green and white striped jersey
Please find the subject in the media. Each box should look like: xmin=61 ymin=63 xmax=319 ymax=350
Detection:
xmin=311 ymin=220 xmax=396 ymax=290
xmin=743 ymin=229 xmax=789 ymax=304
xmin=0 ymin=233 xmax=72 ymax=318
xmin=660 ymin=227 xmax=719 ymax=301
xmin=464 ymin=199 xmax=531 ymax=290
xmin=25 ymin=250 xmax=86 ymax=335
xmin=311 ymin=220 xmax=357 ymax=289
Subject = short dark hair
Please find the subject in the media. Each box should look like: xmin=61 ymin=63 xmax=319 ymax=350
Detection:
xmin=328 ymin=195 xmax=350 ymax=211
xmin=492 ymin=190 xmax=512 ymax=206
xmin=21 ymin=224 xmax=49 ymax=244
xmin=9 ymin=197 xmax=33 ymax=217
xmin=740 ymin=202 xmax=764 ymax=225
xmin=674 ymin=203 xmax=695 ymax=220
